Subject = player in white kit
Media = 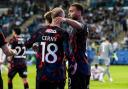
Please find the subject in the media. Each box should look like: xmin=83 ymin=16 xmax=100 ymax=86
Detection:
xmin=99 ymin=37 xmax=113 ymax=82
xmin=91 ymin=64 xmax=104 ymax=82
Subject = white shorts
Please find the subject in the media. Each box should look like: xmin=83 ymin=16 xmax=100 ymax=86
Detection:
xmin=100 ymin=57 xmax=110 ymax=66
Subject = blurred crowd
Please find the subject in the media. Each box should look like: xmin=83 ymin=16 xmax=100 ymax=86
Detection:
xmin=0 ymin=0 xmax=128 ymax=64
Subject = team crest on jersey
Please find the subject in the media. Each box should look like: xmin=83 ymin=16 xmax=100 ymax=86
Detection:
xmin=45 ymin=29 xmax=57 ymax=33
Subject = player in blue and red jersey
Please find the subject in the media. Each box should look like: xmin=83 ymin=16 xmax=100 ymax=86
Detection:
xmin=34 ymin=11 xmax=52 ymax=89
xmin=53 ymin=3 xmax=90 ymax=89
xmin=67 ymin=3 xmax=91 ymax=89
xmin=25 ymin=7 xmax=76 ymax=89
xmin=8 ymin=27 xmax=29 ymax=89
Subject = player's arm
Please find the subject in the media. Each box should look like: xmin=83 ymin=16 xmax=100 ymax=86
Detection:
xmin=109 ymin=43 xmax=113 ymax=54
xmin=25 ymin=30 xmax=40 ymax=49
xmin=7 ymin=56 xmax=13 ymax=70
xmin=64 ymin=18 xmax=83 ymax=29
xmin=25 ymin=37 xmax=35 ymax=49
xmin=1 ymin=44 xmax=16 ymax=56
xmin=0 ymin=32 xmax=16 ymax=56
xmin=7 ymin=56 xmax=12 ymax=63
xmin=64 ymin=18 xmax=89 ymax=37
xmin=57 ymin=17 xmax=89 ymax=37
xmin=32 ymin=42 xmax=39 ymax=52
xmin=63 ymin=32 xmax=77 ymax=75
xmin=54 ymin=17 xmax=83 ymax=29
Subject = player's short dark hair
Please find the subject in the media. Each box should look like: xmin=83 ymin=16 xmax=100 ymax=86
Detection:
xmin=44 ymin=11 xmax=52 ymax=24
xmin=13 ymin=27 xmax=21 ymax=35
xmin=106 ymin=37 xmax=111 ymax=42
xmin=71 ymin=3 xmax=84 ymax=14
xmin=51 ymin=7 xmax=65 ymax=19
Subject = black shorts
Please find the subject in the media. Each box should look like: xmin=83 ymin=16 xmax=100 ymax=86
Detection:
xmin=8 ymin=65 xmax=27 ymax=79
xmin=37 ymin=80 xmax=65 ymax=89
xmin=68 ymin=72 xmax=90 ymax=89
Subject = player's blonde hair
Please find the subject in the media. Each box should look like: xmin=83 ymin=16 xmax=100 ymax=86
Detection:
xmin=44 ymin=11 xmax=52 ymax=24
xmin=51 ymin=7 xmax=65 ymax=19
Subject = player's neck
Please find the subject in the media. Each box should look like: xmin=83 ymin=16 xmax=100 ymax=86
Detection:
xmin=74 ymin=16 xmax=84 ymax=23
xmin=79 ymin=17 xmax=84 ymax=23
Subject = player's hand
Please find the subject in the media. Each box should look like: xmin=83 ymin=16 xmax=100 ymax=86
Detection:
xmin=32 ymin=42 xmax=39 ymax=52
xmin=54 ymin=17 xmax=66 ymax=25
xmin=69 ymin=62 xmax=77 ymax=75
xmin=7 ymin=63 xmax=11 ymax=70
xmin=12 ymin=49 xmax=17 ymax=55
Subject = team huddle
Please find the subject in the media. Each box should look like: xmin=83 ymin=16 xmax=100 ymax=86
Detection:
xmin=0 ymin=3 xmax=90 ymax=89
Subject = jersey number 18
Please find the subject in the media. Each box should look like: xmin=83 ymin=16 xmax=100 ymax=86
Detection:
xmin=41 ymin=42 xmax=58 ymax=63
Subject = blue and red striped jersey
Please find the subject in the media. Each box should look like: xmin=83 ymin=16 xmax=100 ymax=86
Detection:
xmin=67 ymin=20 xmax=90 ymax=76
xmin=25 ymin=25 xmax=72 ymax=82
xmin=9 ymin=35 xmax=27 ymax=67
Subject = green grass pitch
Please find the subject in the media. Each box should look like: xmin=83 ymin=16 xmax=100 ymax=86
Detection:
xmin=2 ymin=65 xmax=128 ymax=89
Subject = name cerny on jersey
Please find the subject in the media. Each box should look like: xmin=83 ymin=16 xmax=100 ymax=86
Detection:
xmin=40 ymin=29 xmax=59 ymax=64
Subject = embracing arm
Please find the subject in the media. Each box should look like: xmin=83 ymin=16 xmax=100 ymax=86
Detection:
xmin=54 ymin=17 xmax=83 ymax=29
xmin=25 ymin=30 xmax=40 ymax=49
xmin=64 ymin=18 xmax=83 ymax=29
xmin=1 ymin=44 xmax=16 ymax=56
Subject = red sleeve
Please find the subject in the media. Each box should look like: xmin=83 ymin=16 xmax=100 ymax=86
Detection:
xmin=0 ymin=32 xmax=7 ymax=47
